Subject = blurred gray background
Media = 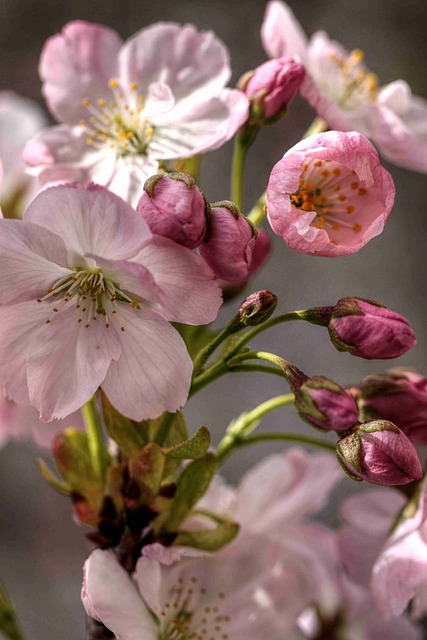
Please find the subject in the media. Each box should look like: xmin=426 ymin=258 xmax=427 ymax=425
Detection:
xmin=0 ymin=0 xmax=426 ymax=637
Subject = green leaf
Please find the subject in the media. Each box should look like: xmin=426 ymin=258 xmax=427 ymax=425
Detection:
xmin=164 ymin=426 xmax=211 ymax=460
xmin=101 ymin=392 xmax=145 ymax=456
xmin=36 ymin=459 xmax=71 ymax=495
xmin=174 ymin=522 xmax=239 ymax=551
xmin=155 ymin=453 xmax=217 ymax=533
xmin=0 ymin=582 xmax=25 ymax=640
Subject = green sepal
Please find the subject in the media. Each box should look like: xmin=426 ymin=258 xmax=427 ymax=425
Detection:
xmin=128 ymin=443 xmax=165 ymax=502
xmin=173 ymin=521 xmax=239 ymax=551
xmin=101 ymin=392 xmax=145 ymax=456
xmin=163 ymin=426 xmax=211 ymax=460
xmin=154 ymin=453 xmax=217 ymax=533
xmin=36 ymin=458 xmax=71 ymax=495
xmin=336 ymin=451 xmax=363 ymax=482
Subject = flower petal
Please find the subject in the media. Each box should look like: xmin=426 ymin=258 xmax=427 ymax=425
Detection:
xmin=82 ymin=549 xmax=157 ymax=640
xmin=119 ymin=22 xmax=230 ymax=105
xmin=40 ymin=21 xmax=122 ymax=124
xmin=135 ymin=236 xmax=222 ymax=324
xmin=24 ymin=183 xmax=152 ymax=261
xmin=0 ymin=219 xmax=70 ymax=303
xmin=261 ymin=1 xmax=308 ymax=60
xmin=27 ymin=307 xmax=121 ymax=420
xmin=101 ymin=306 xmax=192 ymax=420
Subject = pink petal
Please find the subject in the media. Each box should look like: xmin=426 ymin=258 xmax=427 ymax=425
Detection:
xmin=27 ymin=307 xmax=121 ymax=420
xmin=24 ymin=183 xmax=152 ymax=261
xmin=101 ymin=306 xmax=192 ymax=420
xmin=261 ymin=1 xmax=308 ymax=60
xmin=0 ymin=219 xmax=69 ymax=304
xmin=23 ymin=124 xmax=88 ymax=168
xmin=119 ymin=22 xmax=230 ymax=105
xmin=136 ymin=236 xmax=222 ymax=325
xmin=151 ymin=89 xmax=249 ymax=159
xmin=82 ymin=549 xmax=157 ymax=639
xmin=40 ymin=21 xmax=122 ymax=124
xmin=237 ymin=448 xmax=341 ymax=532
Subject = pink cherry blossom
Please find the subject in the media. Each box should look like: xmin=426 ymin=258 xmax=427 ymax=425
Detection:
xmin=23 ymin=21 xmax=249 ymax=207
xmin=266 ymin=130 xmax=395 ymax=256
xmin=83 ymin=534 xmax=312 ymax=640
xmin=0 ymin=91 xmax=47 ymax=214
xmin=372 ymin=478 xmax=427 ymax=618
xmin=0 ymin=183 xmax=222 ymax=421
xmin=0 ymin=392 xmax=83 ymax=449
xmin=261 ymin=2 xmax=427 ymax=174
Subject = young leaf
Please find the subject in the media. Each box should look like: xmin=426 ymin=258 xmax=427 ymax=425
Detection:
xmin=164 ymin=426 xmax=211 ymax=459
xmin=173 ymin=522 xmax=239 ymax=551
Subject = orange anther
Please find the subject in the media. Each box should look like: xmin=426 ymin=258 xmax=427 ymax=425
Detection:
xmin=350 ymin=181 xmax=359 ymax=189
xmin=346 ymin=205 xmax=355 ymax=214
xmin=314 ymin=160 xmax=323 ymax=167
xmin=338 ymin=195 xmax=347 ymax=202
xmin=332 ymin=223 xmax=341 ymax=231
xmin=358 ymin=188 xmax=367 ymax=195
xmin=353 ymin=223 xmax=362 ymax=232
xmin=333 ymin=168 xmax=341 ymax=176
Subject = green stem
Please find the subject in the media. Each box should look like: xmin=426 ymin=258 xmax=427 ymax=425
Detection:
xmin=240 ymin=393 xmax=294 ymax=425
xmin=225 ymin=311 xmax=307 ymax=360
xmin=231 ymin=135 xmax=249 ymax=210
xmin=82 ymin=397 xmax=106 ymax=480
xmin=303 ymin=116 xmax=328 ymax=138
xmin=217 ymin=431 xmax=336 ymax=463
xmin=247 ymin=192 xmax=267 ymax=227
xmin=192 ymin=320 xmax=241 ymax=376
xmin=226 ymin=363 xmax=286 ymax=376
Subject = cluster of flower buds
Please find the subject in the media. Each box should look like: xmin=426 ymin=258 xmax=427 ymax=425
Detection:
xmin=138 ymin=173 xmax=260 ymax=285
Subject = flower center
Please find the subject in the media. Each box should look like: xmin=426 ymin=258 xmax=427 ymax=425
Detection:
xmin=159 ymin=575 xmax=231 ymax=640
xmin=290 ymin=158 xmax=371 ymax=243
xmin=37 ymin=267 xmax=139 ymax=331
xmin=328 ymin=48 xmax=379 ymax=111
xmin=80 ymin=79 xmax=154 ymax=157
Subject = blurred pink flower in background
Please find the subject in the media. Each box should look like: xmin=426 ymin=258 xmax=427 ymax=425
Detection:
xmin=261 ymin=0 xmax=427 ymax=173
xmin=0 ymin=183 xmax=222 ymax=421
xmin=266 ymin=131 xmax=395 ymax=256
xmin=0 ymin=91 xmax=47 ymax=215
xmin=23 ymin=20 xmax=249 ymax=206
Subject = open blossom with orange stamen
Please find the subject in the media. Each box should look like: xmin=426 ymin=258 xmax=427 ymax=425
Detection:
xmin=266 ymin=131 xmax=395 ymax=257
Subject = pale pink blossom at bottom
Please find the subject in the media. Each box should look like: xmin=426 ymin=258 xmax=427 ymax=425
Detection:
xmin=0 ymin=183 xmax=222 ymax=422
xmin=372 ymin=479 xmax=427 ymax=618
xmin=83 ymin=533 xmax=314 ymax=640
xmin=266 ymin=131 xmax=395 ymax=257
xmin=25 ymin=20 xmax=249 ymax=207
xmin=0 ymin=392 xmax=83 ymax=449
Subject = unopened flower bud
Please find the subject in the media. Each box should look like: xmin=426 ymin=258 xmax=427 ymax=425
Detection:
xmin=327 ymin=297 xmax=416 ymax=359
xmin=295 ymin=376 xmax=360 ymax=432
xmin=199 ymin=201 xmax=257 ymax=283
xmin=137 ymin=172 xmax=208 ymax=249
xmin=358 ymin=368 xmax=427 ymax=444
xmin=239 ymin=57 xmax=305 ymax=123
xmin=220 ymin=230 xmax=272 ymax=300
xmin=238 ymin=290 xmax=277 ymax=326
xmin=336 ymin=420 xmax=423 ymax=486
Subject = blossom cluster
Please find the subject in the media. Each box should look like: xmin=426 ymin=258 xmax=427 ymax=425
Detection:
xmin=0 ymin=2 xmax=426 ymax=639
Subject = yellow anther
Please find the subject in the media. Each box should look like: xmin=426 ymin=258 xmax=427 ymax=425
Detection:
xmin=146 ymin=127 xmax=154 ymax=138
xmin=110 ymin=101 xmax=117 ymax=109
xmin=98 ymin=98 xmax=106 ymax=107
xmin=138 ymin=96 xmax=145 ymax=104
xmin=350 ymin=49 xmax=364 ymax=65
xmin=82 ymin=99 xmax=91 ymax=107
xmin=86 ymin=137 xmax=94 ymax=145
xmin=109 ymin=78 xmax=119 ymax=89
xmin=129 ymin=81 xmax=138 ymax=90
xmin=79 ymin=119 xmax=86 ymax=126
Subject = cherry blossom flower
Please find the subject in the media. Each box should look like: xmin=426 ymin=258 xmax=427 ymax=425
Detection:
xmin=372 ymin=479 xmax=427 ymax=618
xmin=23 ymin=20 xmax=249 ymax=206
xmin=0 ymin=392 xmax=83 ymax=449
xmin=0 ymin=91 xmax=47 ymax=215
xmin=266 ymin=131 xmax=395 ymax=256
xmin=0 ymin=183 xmax=222 ymax=421
xmin=261 ymin=1 xmax=427 ymax=174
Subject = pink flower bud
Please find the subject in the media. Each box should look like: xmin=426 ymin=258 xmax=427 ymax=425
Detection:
xmin=137 ymin=172 xmax=208 ymax=249
xmin=238 ymin=290 xmax=278 ymax=326
xmin=199 ymin=201 xmax=257 ymax=283
xmin=220 ymin=230 xmax=272 ymax=300
xmin=328 ymin=297 xmax=416 ymax=359
xmin=336 ymin=420 xmax=423 ymax=486
xmin=294 ymin=376 xmax=359 ymax=432
xmin=359 ymin=368 xmax=427 ymax=443
xmin=241 ymin=57 xmax=305 ymax=122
